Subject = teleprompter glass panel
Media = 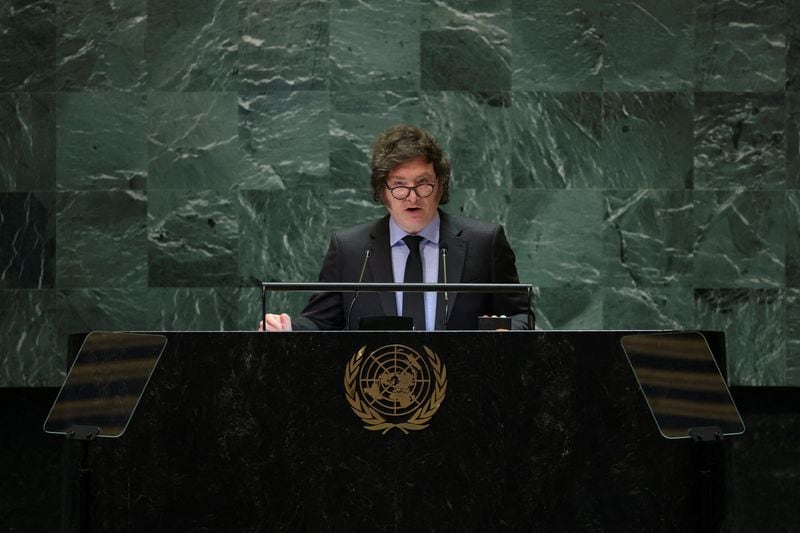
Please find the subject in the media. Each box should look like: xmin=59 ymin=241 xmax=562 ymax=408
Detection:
xmin=43 ymin=331 xmax=167 ymax=438
xmin=620 ymin=331 xmax=745 ymax=439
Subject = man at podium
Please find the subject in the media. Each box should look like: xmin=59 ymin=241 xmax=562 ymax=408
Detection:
xmin=260 ymin=124 xmax=533 ymax=332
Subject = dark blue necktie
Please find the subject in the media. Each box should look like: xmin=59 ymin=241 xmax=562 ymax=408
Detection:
xmin=402 ymin=235 xmax=425 ymax=330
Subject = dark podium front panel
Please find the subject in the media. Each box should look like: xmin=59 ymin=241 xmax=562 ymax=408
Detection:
xmin=66 ymin=331 xmax=727 ymax=532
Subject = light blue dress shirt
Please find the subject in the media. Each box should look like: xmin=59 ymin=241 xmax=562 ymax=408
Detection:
xmin=388 ymin=214 xmax=440 ymax=331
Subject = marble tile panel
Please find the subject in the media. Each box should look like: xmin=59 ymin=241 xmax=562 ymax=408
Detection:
xmin=145 ymin=0 xmax=237 ymax=91
xmin=604 ymin=0 xmax=693 ymax=91
xmin=693 ymin=190 xmax=784 ymax=288
xmin=55 ymin=0 xmax=146 ymax=91
xmin=148 ymin=189 xmax=238 ymax=287
xmin=602 ymin=286 xmax=693 ymax=330
xmin=56 ymin=191 xmax=147 ymax=288
xmin=506 ymin=190 xmax=604 ymax=288
xmin=421 ymin=0 xmax=511 ymax=91
xmin=510 ymin=0 xmax=602 ymax=91
xmin=695 ymin=288 xmax=785 ymax=385
xmin=330 ymin=0 xmax=419 ymax=90
xmin=421 ymin=91 xmax=511 ymax=190
xmin=602 ymin=92 xmax=693 ymax=189
xmin=788 ymin=191 xmax=800 ymax=287
xmin=789 ymin=92 xmax=799 ymax=189
xmin=56 ymin=287 xmax=238 ymax=349
xmin=147 ymin=91 xmax=241 ymax=190
xmin=789 ymin=0 xmax=800 ymax=91
xmin=56 ymin=92 xmax=147 ymax=191
xmin=55 ymin=286 xmax=238 ymax=373
xmin=532 ymin=286 xmax=602 ymax=330
xmin=445 ymin=188 xmax=514 ymax=230
xmin=602 ymin=190 xmax=694 ymax=288
xmin=238 ymin=188 xmax=384 ymax=288
xmin=510 ymin=91 xmax=603 ymax=189
xmin=238 ymin=0 xmax=329 ymax=91
xmin=787 ymin=289 xmax=800 ymax=385
xmin=319 ymin=184 xmax=388 ymax=231
xmin=330 ymin=91 xmax=422 ymax=190
xmin=695 ymin=0 xmax=786 ymax=92
xmin=239 ymin=91 xmax=328 ymax=190
xmin=0 ymin=0 xmax=56 ymax=91
xmin=56 ymin=288 xmax=154 ymax=339
xmin=321 ymin=185 xmax=389 ymax=234
xmin=1 ymin=0 xmax=797 ymax=395
xmin=0 ymin=290 xmax=59 ymax=386
xmin=0 ymin=193 xmax=55 ymax=289
xmin=0 ymin=92 xmax=55 ymax=192
xmin=694 ymin=92 xmax=786 ymax=190
xmin=148 ymin=287 xmax=239 ymax=331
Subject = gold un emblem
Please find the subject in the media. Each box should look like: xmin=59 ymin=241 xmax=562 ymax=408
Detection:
xmin=344 ymin=344 xmax=447 ymax=434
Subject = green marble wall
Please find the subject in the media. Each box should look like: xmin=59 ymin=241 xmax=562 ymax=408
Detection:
xmin=0 ymin=0 xmax=798 ymax=387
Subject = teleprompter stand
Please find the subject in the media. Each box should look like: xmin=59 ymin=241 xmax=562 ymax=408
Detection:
xmin=44 ymin=332 xmax=167 ymax=533
xmin=620 ymin=331 xmax=745 ymax=533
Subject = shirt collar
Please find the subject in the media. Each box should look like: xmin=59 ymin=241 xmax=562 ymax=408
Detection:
xmin=388 ymin=212 xmax=440 ymax=247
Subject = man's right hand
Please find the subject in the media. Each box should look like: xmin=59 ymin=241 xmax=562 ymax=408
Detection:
xmin=258 ymin=313 xmax=293 ymax=332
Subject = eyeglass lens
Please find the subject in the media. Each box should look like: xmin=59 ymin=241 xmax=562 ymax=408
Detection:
xmin=388 ymin=183 xmax=434 ymax=199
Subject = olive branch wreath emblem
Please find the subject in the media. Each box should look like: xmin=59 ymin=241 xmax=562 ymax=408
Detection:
xmin=344 ymin=345 xmax=447 ymax=434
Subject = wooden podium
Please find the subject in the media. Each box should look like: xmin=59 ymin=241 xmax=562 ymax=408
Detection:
xmin=64 ymin=331 xmax=728 ymax=532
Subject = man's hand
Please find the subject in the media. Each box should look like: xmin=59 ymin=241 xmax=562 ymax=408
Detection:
xmin=258 ymin=313 xmax=293 ymax=332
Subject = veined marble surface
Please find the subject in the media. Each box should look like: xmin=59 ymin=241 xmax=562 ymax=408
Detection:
xmin=695 ymin=0 xmax=786 ymax=92
xmin=56 ymin=0 xmax=147 ymax=91
xmin=0 ymin=193 xmax=55 ymax=288
xmin=0 ymin=93 xmax=55 ymax=191
xmin=694 ymin=92 xmax=786 ymax=190
xmin=239 ymin=0 xmax=329 ymax=91
xmin=511 ymin=0 xmax=602 ymax=92
xmin=56 ymin=92 xmax=147 ymax=190
xmin=0 ymin=0 xmax=798 ymax=387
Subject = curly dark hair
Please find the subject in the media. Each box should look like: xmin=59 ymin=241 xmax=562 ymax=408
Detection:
xmin=369 ymin=124 xmax=451 ymax=205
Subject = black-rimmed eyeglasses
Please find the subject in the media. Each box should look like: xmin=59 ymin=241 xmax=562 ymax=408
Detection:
xmin=385 ymin=182 xmax=437 ymax=200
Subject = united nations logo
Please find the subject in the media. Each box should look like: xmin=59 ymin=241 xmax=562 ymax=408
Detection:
xmin=344 ymin=344 xmax=447 ymax=434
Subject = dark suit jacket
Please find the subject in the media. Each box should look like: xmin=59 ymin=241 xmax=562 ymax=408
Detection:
xmin=293 ymin=210 xmax=533 ymax=330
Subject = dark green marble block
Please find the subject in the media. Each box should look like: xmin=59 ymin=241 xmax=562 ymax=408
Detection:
xmin=0 ymin=0 xmax=798 ymax=389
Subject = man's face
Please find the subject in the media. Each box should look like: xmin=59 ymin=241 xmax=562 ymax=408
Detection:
xmin=382 ymin=157 xmax=442 ymax=234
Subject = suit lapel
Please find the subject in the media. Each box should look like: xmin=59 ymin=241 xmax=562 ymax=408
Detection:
xmin=366 ymin=215 xmax=397 ymax=316
xmin=436 ymin=211 xmax=466 ymax=329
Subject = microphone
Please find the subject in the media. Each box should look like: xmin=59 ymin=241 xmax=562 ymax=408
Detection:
xmin=440 ymin=246 xmax=449 ymax=330
xmin=346 ymin=248 xmax=372 ymax=330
